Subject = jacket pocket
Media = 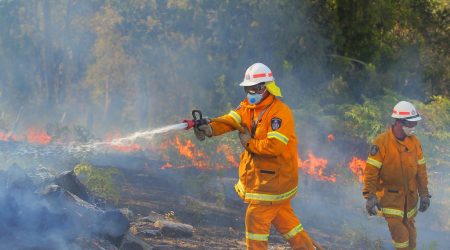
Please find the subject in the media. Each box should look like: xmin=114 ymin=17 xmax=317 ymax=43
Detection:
xmin=260 ymin=170 xmax=276 ymax=174
xmin=387 ymin=189 xmax=399 ymax=193
xmin=379 ymin=187 xmax=403 ymax=209
xmin=253 ymin=157 xmax=279 ymax=192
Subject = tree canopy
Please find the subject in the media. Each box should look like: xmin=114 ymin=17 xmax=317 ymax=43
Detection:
xmin=0 ymin=0 xmax=448 ymax=137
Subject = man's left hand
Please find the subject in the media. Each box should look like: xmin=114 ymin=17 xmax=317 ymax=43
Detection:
xmin=239 ymin=126 xmax=251 ymax=147
xmin=419 ymin=195 xmax=431 ymax=212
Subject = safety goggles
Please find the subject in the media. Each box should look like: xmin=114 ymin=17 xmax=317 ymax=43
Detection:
xmin=244 ymin=83 xmax=266 ymax=94
xmin=400 ymin=119 xmax=418 ymax=128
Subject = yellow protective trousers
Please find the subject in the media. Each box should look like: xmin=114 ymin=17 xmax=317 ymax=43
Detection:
xmin=385 ymin=217 xmax=416 ymax=250
xmin=245 ymin=200 xmax=315 ymax=250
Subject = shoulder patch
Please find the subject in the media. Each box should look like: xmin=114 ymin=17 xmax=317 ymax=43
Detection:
xmin=271 ymin=117 xmax=282 ymax=130
xmin=370 ymin=145 xmax=379 ymax=156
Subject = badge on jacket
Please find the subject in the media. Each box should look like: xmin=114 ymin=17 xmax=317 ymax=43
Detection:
xmin=271 ymin=118 xmax=282 ymax=130
xmin=370 ymin=145 xmax=379 ymax=156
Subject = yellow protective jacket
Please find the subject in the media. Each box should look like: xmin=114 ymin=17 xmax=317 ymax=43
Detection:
xmin=363 ymin=127 xmax=429 ymax=219
xmin=210 ymin=95 xmax=299 ymax=204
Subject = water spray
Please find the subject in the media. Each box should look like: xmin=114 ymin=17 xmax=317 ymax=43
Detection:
xmin=111 ymin=109 xmax=244 ymax=147
xmin=0 ymin=110 xmax=245 ymax=161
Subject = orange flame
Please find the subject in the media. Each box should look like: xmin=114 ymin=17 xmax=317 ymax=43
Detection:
xmin=159 ymin=136 xmax=240 ymax=170
xmin=348 ymin=156 xmax=365 ymax=183
xmin=327 ymin=133 xmax=335 ymax=143
xmin=299 ymin=151 xmax=336 ymax=182
xmin=26 ymin=128 xmax=52 ymax=144
xmin=159 ymin=136 xmax=210 ymax=169
xmin=216 ymin=144 xmax=239 ymax=168
xmin=174 ymin=136 xmax=209 ymax=169
xmin=0 ymin=131 xmax=11 ymax=141
xmin=160 ymin=162 xmax=174 ymax=170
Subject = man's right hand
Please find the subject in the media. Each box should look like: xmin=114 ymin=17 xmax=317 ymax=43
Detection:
xmin=419 ymin=195 xmax=431 ymax=212
xmin=194 ymin=124 xmax=212 ymax=141
xmin=366 ymin=194 xmax=379 ymax=216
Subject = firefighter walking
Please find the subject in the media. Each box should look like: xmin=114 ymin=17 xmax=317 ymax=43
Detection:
xmin=363 ymin=101 xmax=431 ymax=250
xmin=194 ymin=63 xmax=319 ymax=249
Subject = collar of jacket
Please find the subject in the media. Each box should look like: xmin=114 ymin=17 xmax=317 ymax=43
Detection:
xmin=240 ymin=94 xmax=275 ymax=110
xmin=388 ymin=126 xmax=416 ymax=149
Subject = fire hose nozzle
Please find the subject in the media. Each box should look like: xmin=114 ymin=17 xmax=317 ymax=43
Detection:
xmin=184 ymin=109 xmax=245 ymax=133
xmin=183 ymin=119 xmax=196 ymax=130
xmin=183 ymin=119 xmax=210 ymax=130
xmin=183 ymin=110 xmax=210 ymax=130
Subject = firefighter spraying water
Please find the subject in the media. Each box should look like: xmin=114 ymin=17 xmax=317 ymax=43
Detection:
xmin=190 ymin=62 xmax=322 ymax=250
xmin=0 ymin=108 xmax=243 ymax=161
xmin=107 ymin=109 xmax=245 ymax=147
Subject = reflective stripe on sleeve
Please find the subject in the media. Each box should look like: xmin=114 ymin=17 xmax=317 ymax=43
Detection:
xmin=235 ymin=180 xmax=245 ymax=195
xmin=381 ymin=208 xmax=404 ymax=217
xmin=366 ymin=157 xmax=382 ymax=168
xmin=267 ymin=131 xmax=289 ymax=145
xmin=228 ymin=110 xmax=241 ymax=124
xmin=417 ymin=158 xmax=426 ymax=165
xmin=407 ymin=207 xmax=417 ymax=218
xmin=235 ymin=180 xmax=297 ymax=202
xmin=392 ymin=240 xmax=409 ymax=248
xmin=283 ymin=224 xmax=304 ymax=240
xmin=246 ymin=232 xmax=269 ymax=241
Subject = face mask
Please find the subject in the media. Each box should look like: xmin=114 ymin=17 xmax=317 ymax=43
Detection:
xmin=247 ymin=92 xmax=263 ymax=105
xmin=402 ymin=126 xmax=415 ymax=136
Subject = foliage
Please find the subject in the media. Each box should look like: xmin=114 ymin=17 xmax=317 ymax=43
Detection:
xmin=339 ymin=91 xmax=400 ymax=143
xmin=0 ymin=0 xmax=447 ymax=133
xmin=344 ymin=101 xmax=384 ymax=143
xmin=74 ymin=163 xmax=124 ymax=204
xmin=335 ymin=94 xmax=450 ymax=171
xmin=414 ymin=96 xmax=450 ymax=167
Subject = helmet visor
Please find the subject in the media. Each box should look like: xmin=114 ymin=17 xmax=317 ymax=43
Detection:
xmin=405 ymin=114 xmax=422 ymax=122
xmin=244 ymin=83 xmax=266 ymax=94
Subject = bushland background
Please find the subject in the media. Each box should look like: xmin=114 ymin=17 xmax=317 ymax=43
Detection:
xmin=0 ymin=1 xmax=448 ymax=249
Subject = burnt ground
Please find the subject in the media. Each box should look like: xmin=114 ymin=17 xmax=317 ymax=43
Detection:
xmin=119 ymin=167 xmax=251 ymax=249
xmin=116 ymin=166 xmax=378 ymax=250
xmin=118 ymin=167 xmax=303 ymax=249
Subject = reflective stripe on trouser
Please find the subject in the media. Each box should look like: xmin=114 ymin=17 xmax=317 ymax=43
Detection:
xmin=381 ymin=207 xmax=417 ymax=218
xmin=385 ymin=217 xmax=416 ymax=250
xmin=245 ymin=200 xmax=315 ymax=250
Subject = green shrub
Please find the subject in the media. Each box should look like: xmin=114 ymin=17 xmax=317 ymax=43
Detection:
xmin=74 ymin=163 xmax=124 ymax=204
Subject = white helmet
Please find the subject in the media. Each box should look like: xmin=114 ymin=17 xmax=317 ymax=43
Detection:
xmin=391 ymin=101 xmax=421 ymax=121
xmin=239 ymin=63 xmax=274 ymax=86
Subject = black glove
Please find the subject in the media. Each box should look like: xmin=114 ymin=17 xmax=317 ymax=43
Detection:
xmin=419 ymin=195 xmax=431 ymax=212
xmin=366 ymin=194 xmax=379 ymax=216
xmin=194 ymin=124 xmax=212 ymax=141
xmin=194 ymin=127 xmax=205 ymax=141
xmin=238 ymin=126 xmax=251 ymax=148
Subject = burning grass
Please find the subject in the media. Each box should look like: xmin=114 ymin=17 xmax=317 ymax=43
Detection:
xmin=0 ymin=122 xmax=447 ymax=249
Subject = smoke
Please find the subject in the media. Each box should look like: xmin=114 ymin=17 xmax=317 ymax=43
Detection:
xmin=0 ymin=1 xmax=331 ymax=134
xmin=0 ymin=1 xmax=448 ymax=249
xmin=0 ymin=165 xmax=84 ymax=249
